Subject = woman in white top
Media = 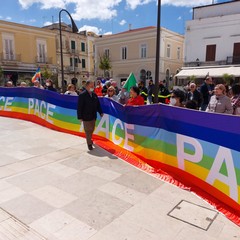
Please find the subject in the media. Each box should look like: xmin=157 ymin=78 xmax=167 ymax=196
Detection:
xmin=206 ymin=84 xmax=233 ymax=114
xmin=105 ymin=86 xmax=118 ymax=102
xmin=64 ymin=84 xmax=78 ymax=96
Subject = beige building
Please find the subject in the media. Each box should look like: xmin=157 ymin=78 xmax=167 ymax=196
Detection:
xmin=95 ymin=26 xmax=184 ymax=88
xmin=44 ymin=23 xmax=96 ymax=88
xmin=0 ymin=20 xmax=57 ymax=86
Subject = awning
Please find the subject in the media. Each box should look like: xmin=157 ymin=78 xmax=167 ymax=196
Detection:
xmin=175 ymin=66 xmax=240 ymax=79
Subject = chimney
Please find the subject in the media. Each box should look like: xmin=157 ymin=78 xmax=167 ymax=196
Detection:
xmin=129 ymin=24 xmax=132 ymax=31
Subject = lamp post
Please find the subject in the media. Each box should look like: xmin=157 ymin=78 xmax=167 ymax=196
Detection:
xmin=154 ymin=0 xmax=161 ymax=103
xmin=59 ymin=9 xmax=78 ymax=92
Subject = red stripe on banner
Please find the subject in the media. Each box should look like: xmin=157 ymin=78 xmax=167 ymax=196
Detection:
xmin=1 ymin=110 xmax=240 ymax=226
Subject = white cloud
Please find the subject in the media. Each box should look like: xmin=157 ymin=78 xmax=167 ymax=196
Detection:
xmin=104 ymin=31 xmax=112 ymax=35
xmin=177 ymin=16 xmax=182 ymax=20
xmin=29 ymin=19 xmax=36 ymax=22
xmin=119 ymin=19 xmax=126 ymax=26
xmin=79 ymin=25 xmax=102 ymax=35
xmin=43 ymin=21 xmax=53 ymax=26
xmin=162 ymin=0 xmax=215 ymax=7
xmin=6 ymin=17 xmax=12 ymax=20
xmin=18 ymin=0 xmax=216 ymax=21
xmin=126 ymin=0 xmax=152 ymax=10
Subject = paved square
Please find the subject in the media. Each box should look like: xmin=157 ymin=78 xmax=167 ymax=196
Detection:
xmin=168 ymin=200 xmax=218 ymax=230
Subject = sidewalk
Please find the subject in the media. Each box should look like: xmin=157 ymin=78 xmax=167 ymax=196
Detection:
xmin=0 ymin=116 xmax=239 ymax=240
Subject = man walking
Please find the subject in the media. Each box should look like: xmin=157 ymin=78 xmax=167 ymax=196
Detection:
xmin=77 ymin=80 xmax=103 ymax=150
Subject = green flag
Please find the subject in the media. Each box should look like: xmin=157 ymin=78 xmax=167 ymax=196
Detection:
xmin=122 ymin=72 xmax=137 ymax=92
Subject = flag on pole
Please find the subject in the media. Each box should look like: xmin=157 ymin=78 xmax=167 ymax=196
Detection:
xmin=122 ymin=72 xmax=137 ymax=92
xmin=32 ymin=67 xmax=41 ymax=83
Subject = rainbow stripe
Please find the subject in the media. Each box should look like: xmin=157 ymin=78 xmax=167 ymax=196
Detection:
xmin=0 ymin=87 xmax=239 ymax=225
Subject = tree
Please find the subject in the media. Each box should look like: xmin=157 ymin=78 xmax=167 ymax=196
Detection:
xmin=222 ymin=73 xmax=233 ymax=86
xmin=41 ymin=66 xmax=53 ymax=80
xmin=99 ymin=54 xmax=111 ymax=78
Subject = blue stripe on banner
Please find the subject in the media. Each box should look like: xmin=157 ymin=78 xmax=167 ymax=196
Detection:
xmin=1 ymin=88 xmax=239 ymax=153
xmin=0 ymin=87 xmax=78 ymax=110
xmin=99 ymin=98 xmax=240 ymax=152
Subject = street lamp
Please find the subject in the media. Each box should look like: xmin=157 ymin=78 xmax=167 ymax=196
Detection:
xmin=59 ymin=9 xmax=78 ymax=92
xmin=154 ymin=0 xmax=161 ymax=103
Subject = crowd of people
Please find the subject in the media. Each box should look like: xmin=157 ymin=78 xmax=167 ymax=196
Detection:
xmin=2 ymin=76 xmax=240 ymax=116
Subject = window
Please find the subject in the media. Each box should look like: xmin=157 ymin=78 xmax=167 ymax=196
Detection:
xmin=177 ymin=47 xmax=181 ymax=60
xmin=105 ymin=49 xmax=110 ymax=58
xmin=37 ymin=39 xmax=47 ymax=63
xmin=233 ymin=42 xmax=240 ymax=64
xmin=140 ymin=44 xmax=147 ymax=58
xmin=81 ymin=42 xmax=85 ymax=52
xmin=2 ymin=34 xmax=15 ymax=60
xmin=70 ymin=57 xmax=79 ymax=68
xmin=121 ymin=46 xmax=127 ymax=60
xmin=82 ymin=59 xmax=86 ymax=68
xmin=166 ymin=44 xmax=171 ymax=58
xmin=205 ymin=44 xmax=216 ymax=61
xmin=71 ymin=40 xmax=76 ymax=50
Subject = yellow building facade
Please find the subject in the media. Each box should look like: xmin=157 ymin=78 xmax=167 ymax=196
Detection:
xmin=44 ymin=23 xmax=96 ymax=88
xmin=0 ymin=20 xmax=57 ymax=86
xmin=95 ymin=26 xmax=184 ymax=89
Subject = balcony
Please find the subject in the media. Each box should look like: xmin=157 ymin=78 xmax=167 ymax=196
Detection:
xmin=66 ymin=66 xmax=81 ymax=73
xmin=69 ymin=49 xmax=80 ymax=55
xmin=184 ymin=56 xmax=240 ymax=67
xmin=226 ymin=56 xmax=240 ymax=64
xmin=35 ymin=57 xmax=53 ymax=64
xmin=0 ymin=52 xmax=21 ymax=62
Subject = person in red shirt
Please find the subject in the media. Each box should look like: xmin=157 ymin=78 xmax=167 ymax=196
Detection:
xmin=126 ymin=86 xmax=145 ymax=106
xmin=94 ymin=80 xmax=103 ymax=96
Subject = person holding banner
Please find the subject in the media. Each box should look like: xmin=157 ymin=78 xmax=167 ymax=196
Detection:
xmin=206 ymin=84 xmax=233 ymax=114
xmin=126 ymin=86 xmax=144 ymax=106
xmin=77 ymin=80 xmax=103 ymax=150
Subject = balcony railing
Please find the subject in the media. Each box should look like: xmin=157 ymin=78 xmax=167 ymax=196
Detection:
xmin=226 ymin=56 xmax=240 ymax=64
xmin=66 ymin=66 xmax=81 ymax=73
xmin=0 ymin=53 xmax=21 ymax=62
xmin=35 ymin=57 xmax=53 ymax=64
xmin=185 ymin=56 xmax=240 ymax=67
xmin=69 ymin=49 xmax=80 ymax=55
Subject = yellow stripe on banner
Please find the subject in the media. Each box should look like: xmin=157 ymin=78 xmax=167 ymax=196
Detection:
xmin=50 ymin=118 xmax=81 ymax=132
xmin=131 ymin=142 xmax=179 ymax=168
xmin=11 ymin=107 xmax=29 ymax=114
xmin=184 ymin=161 xmax=209 ymax=181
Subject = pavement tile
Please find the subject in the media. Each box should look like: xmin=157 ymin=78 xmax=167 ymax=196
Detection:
xmin=88 ymin=216 xmax=160 ymax=240
xmin=6 ymin=168 xmax=62 ymax=192
xmin=0 ymin=186 xmax=25 ymax=204
xmin=63 ymin=190 xmax=132 ymax=230
xmin=52 ymin=172 xmax=107 ymax=198
xmin=98 ymin=182 xmax=128 ymax=196
xmin=30 ymin=185 xmax=78 ymax=208
xmin=114 ymin=169 xmax=164 ymax=194
xmin=83 ymin=166 xmax=122 ymax=181
xmin=54 ymin=219 xmax=96 ymax=240
xmin=43 ymin=162 xmax=79 ymax=178
xmin=30 ymin=209 xmax=76 ymax=234
xmin=0 ymin=194 xmax=54 ymax=225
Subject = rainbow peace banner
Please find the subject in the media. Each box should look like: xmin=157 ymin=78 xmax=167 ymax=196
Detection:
xmin=0 ymin=87 xmax=239 ymax=225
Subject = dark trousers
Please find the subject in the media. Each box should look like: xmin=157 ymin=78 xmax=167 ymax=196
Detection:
xmin=83 ymin=120 xmax=96 ymax=145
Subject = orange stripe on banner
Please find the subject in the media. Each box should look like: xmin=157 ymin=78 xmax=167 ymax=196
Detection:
xmin=1 ymin=111 xmax=240 ymax=226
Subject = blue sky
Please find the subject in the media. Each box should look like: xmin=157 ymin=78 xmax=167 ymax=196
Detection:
xmin=0 ymin=0 xmax=232 ymax=35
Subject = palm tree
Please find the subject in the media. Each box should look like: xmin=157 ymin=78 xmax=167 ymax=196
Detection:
xmin=99 ymin=54 xmax=111 ymax=78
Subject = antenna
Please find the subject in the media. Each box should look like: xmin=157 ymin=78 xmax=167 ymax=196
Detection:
xmin=52 ymin=16 xmax=54 ymax=24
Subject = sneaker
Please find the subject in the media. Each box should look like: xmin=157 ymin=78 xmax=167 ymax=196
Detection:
xmin=88 ymin=144 xmax=93 ymax=150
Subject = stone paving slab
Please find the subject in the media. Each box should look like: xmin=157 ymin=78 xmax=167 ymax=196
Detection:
xmin=0 ymin=116 xmax=239 ymax=240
